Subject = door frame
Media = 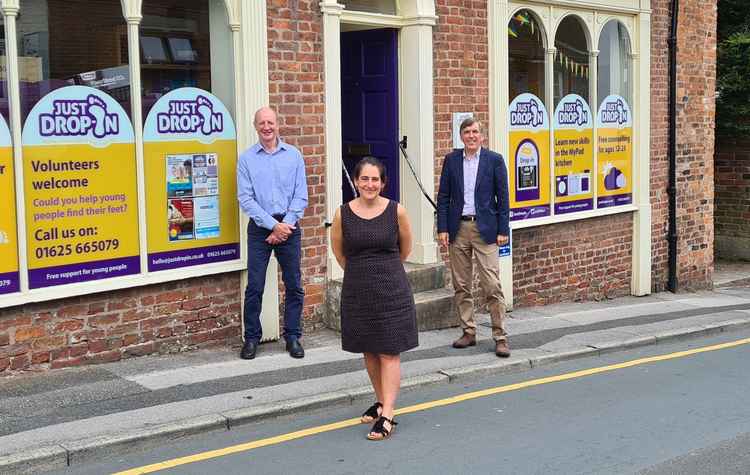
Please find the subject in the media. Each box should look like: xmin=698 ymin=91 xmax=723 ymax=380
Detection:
xmin=320 ymin=1 xmax=439 ymax=279
xmin=340 ymin=27 xmax=400 ymax=202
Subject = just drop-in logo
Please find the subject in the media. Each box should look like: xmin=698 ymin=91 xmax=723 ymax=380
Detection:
xmin=156 ymin=95 xmax=223 ymax=136
xmin=39 ymin=95 xmax=119 ymax=138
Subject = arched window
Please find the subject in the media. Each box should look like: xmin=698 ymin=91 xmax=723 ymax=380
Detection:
xmin=554 ymin=16 xmax=589 ymax=107
xmin=140 ymin=0 xmax=235 ymax=120
xmin=17 ymin=0 xmax=131 ymax=120
xmin=598 ymin=20 xmax=632 ymax=106
xmin=508 ymin=9 xmax=545 ymax=102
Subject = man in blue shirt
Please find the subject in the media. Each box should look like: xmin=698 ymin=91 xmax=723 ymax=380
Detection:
xmin=237 ymin=107 xmax=308 ymax=359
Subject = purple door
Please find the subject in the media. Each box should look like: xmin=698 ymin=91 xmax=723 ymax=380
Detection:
xmin=341 ymin=29 xmax=399 ymax=202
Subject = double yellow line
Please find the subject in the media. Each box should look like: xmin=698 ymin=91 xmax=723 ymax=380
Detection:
xmin=115 ymin=336 xmax=750 ymax=475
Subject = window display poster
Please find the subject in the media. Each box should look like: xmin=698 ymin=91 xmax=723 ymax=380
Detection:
xmin=508 ymin=93 xmax=551 ymax=221
xmin=143 ymin=88 xmax=239 ymax=272
xmin=553 ymin=94 xmax=594 ymax=214
xmin=0 ymin=116 xmax=19 ymax=294
xmin=596 ymin=95 xmax=633 ymax=208
xmin=22 ymin=86 xmax=139 ymax=288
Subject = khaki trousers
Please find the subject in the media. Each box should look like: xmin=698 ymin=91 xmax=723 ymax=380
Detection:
xmin=449 ymin=221 xmax=507 ymax=341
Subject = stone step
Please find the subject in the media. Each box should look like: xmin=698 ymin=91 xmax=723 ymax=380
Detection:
xmin=324 ymin=263 xmax=456 ymax=333
xmin=413 ymin=287 xmax=457 ymax=331
xmin=403 ymin=262 xmax=447 ymax=293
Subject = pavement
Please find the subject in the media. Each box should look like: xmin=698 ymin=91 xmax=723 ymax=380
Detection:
xmin=2 ymin=266 xmax=750 ymax=474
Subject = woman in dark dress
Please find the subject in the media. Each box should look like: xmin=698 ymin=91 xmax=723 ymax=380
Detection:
xmin=331 ymin=157 xmax=418 ymax=440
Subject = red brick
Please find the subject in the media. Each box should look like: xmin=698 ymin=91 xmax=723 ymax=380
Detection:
xmin=155 ymin=290 xmax=186 ymax=304
xmin=0 ymin=343 xmax=30 ymax=358
xmin=32 ymin=335 xmax=67 ymax=350
xmin=70 ymin=343 xmax=88 ymax=358
xmin=88 ymin=339 xmax=108 ymax=354
xmin=123 ymin=334 xmax=140 ymax=346
xmin=182 ymin=298 xmax=211 ymax=311
xmin=89 ymin=313 xmax=120 ymax=328
xmin=58 ymin=304 xmax=89 ymax=319
xmin=53 ymin=319 xmax=84 ymax=333
xmin=51 ymin=357 xmax=84 ymax=369
xmin=32 ymin=351 xmax=51 ymax=364
xmin=10 ymin=354 xmax=30 ymax=371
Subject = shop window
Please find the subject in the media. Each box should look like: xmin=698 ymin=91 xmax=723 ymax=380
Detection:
xmin=340 ymin=0 xmax=397 ymax=15
xmin=140 ymin=0 xmax=234 ymax=119
xmin=0 ymin=17 xmax=10 ymax=123
xmin=554 ymin=16 xmax=589 ymax=107
xmin=17 ymin=0 xmax=131 ymax=121
xmin=508 ymin=9 xmax=545 ymax=103
xmin=598 ymin=20 xmax=632 ymax=106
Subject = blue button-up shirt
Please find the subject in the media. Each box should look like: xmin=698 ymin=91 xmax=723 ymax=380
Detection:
xmin=237 ymin=140 xmax=308 ymax=230
xmin=462 ymin=147 xmax=480 ymax=216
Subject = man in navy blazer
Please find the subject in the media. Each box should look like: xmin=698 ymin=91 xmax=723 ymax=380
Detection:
xmin=437 ymin=117 xmax=511 ymax=357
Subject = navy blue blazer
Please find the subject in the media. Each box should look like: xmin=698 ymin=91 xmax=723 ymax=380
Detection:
xmin=436 ymin=148 xmax=510 ymax=244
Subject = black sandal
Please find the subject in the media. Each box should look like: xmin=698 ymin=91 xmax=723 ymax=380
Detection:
xmin=360 ymin=401 xmax=382 ymax=424
xmin=367 ymin=416 xmax=397 ymax=440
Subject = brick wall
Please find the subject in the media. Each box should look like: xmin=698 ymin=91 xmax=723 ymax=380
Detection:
xmin=266 ymin=0 xmax=328 ymax=329
xmin=512 ymin=216 xmax=633 ymax=306
xmin=650 ymin=0 xmax=716 ymax=291
xmin=715 ymin=137 xmax=750 ymax=260
xmin=0 ymin=274 xmax=241 ymax=373
xmin=433 ymin=0 xmax=633 ymax=306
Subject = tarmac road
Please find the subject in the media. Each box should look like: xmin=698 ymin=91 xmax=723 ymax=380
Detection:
xmin=45 ymin=327 xmax=750 ymax=475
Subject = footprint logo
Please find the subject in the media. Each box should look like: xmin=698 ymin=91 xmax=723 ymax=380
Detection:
xmin=87 ymin=95 xmax=108 ymax=138
xmin=196 ymin=96 xmax=214 ymax=135
xmin=575 ymin=100 xmax=586 ymax=127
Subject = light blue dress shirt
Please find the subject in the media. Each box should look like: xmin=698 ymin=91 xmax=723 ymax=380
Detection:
xmin=462 ymin=147 xmax=480 ymax=216
xmin=237 ymin=140 xmax=308 ymax=230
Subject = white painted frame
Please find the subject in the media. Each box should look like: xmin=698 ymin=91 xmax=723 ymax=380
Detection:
xmin=490 ymin=0 xmax=652 ymax=304
xmin=321 ymin=0 xmax=438 ymax=281
xmin=0 ymin=1 xmax=274 ymax=318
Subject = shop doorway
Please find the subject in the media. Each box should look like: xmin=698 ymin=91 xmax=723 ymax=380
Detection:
xmin=340 ymin=28 xmax=399 ymax=202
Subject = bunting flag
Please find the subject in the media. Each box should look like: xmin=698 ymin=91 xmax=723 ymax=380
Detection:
xmin=508 ymin=27 xmax=518 ymax=38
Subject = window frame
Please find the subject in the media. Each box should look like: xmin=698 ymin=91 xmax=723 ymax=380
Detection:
xmin=496 ymin=1 xmax=641 ymax=231
xmin=0 ymin=0 xmax=244 ymax=309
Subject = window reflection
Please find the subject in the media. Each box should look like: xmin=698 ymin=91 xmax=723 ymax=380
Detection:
xmin=554 ymin=16 xmax=589 ymax=107
xmin=17 ymin=0 xmax=131 ymax=122
xmin=598 ymin=20 xmax=632 ymax=106
xmin=508 ymin=9 xmax=545 ymax=102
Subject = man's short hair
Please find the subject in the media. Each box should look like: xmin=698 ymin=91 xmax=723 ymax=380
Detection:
xmin=460 ymin=117 xmax=482 ymax=133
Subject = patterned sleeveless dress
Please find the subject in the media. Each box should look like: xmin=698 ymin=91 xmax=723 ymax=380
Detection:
xmin=340 ymin=200 xmax=418 ymax=354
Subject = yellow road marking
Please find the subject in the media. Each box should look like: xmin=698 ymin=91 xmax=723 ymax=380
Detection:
xmin=114 ymin=336 xmax=750 ymax=475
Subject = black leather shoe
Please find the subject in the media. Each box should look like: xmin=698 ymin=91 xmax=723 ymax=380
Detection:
xmin=240 ymin=340 xmax=258 ymax=360
xmin=286 ymin=339 xmax=304 ymax=359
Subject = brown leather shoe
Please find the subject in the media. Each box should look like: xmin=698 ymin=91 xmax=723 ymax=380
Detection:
xmin=452 ymin=332 xmax=476 ymax=349
xmin=495 ymin=340 xmax=511 ymax=358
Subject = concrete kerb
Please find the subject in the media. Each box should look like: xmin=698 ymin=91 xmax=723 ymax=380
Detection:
xmin=4 ymin=315 xmax=750 ymax=474
xmin=63 ymin=414 xmax=229 ymax=466
xmin=0 ymin=445 xmax=68 ymax=475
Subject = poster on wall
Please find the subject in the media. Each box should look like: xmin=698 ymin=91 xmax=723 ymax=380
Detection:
xmin=0 ymin=115 xmax=19 ymax=294
xmin=508 ymin=93 xmax=551 ymax=221
xmin=143 ymin=87 xmax=239 ymax=272
xmin=596 ymin=95 xmax=633 ymax=208
xmin=553 ymin=94 xmax=594 ymax=214
xmin=22 ymin=86 xmax=140 ymax=288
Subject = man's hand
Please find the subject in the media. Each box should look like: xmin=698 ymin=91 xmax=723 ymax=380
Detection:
xmin=496 ymin=234 xmax=509 ymax=246
xmin=438 ymin=232 xmax=449 ymax=248
xmin=273 ymin=223 xmax=295 ymax=239
xmin=266 ymin=223 xmax=296 ymax=245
